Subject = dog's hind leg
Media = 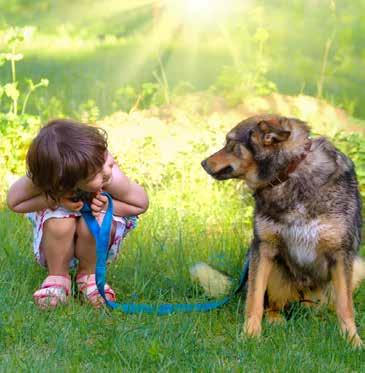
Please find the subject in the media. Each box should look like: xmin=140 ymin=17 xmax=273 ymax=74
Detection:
xmin=266 ymin=263 xmax=299 ymax=324
xmin=325 ymin=256 xmax=365 ymax=311
xmin=331 ymin=254 xmax=363 ymax=348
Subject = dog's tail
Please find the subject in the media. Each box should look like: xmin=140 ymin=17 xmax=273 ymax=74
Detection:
xmin=190 ymin=262 xmax=232 ymax=297
xmin=191 ymin=257 xmax=365 ymax=301
xmin=352 ymin=256 xmax=365 ymax=290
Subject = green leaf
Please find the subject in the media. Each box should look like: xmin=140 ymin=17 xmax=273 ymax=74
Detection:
xmin=253 ymin=28 xmax=269 ymax=43
xmin=4 ymin=83 xmax=19 ymax=100
xmin=26 ymin=79 xmax=35 ymax=90
xmin=0 ymin=53 xmax=23 ymax=61
xmin=40 ymin=78 xmax=49 ymax=87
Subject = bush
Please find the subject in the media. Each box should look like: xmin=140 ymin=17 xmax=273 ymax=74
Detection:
xmin=112 ymin=82 xmax=167 ymax=113
xmin=210 ymin=26 xmax=276 ymax=107
xmin=332 ymin=132 xmax=365 ymax=200
xmin=0 ymin=113 xmax=40 ymax=173
xmin=0 ymin=113 xmax=41 ymax=201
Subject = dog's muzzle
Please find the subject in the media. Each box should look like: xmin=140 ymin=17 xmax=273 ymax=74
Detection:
xmin=201 ymin=159 xmax=234 ymax=180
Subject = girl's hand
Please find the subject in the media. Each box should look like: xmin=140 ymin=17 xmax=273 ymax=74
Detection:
xmin=90 ymin=192 xmax=108 ymax=218
xmin=58 ymin=193 xmax=84 ymax=212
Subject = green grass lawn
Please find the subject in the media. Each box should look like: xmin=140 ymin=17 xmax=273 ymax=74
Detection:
xmin=1 ymin=94 xmax=365 ymax=371
xmin=1 ymin=183 xmax=365 ymax=371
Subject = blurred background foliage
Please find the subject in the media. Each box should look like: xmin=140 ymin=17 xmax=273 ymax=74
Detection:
xmin=0 ymin=0 xmax=364 ymax=212
xmin=1 ymin=0 xmax=365 ymax=117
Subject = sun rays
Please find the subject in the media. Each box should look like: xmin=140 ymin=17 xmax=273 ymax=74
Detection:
xmin=120 ymin=0 xmax=245 ymax=86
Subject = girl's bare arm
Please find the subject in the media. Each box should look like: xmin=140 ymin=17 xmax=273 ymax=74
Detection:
xmin=103 ymin=162 xmax=149 ymax=217
xmin=7 ymin=176 xmax=139 ymax=217
xmin=6 ymin=176 xmax=56 ymax=213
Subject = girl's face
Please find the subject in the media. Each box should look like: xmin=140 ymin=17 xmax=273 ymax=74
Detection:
xmin=78 ymin=152 xmax=114 ymax=192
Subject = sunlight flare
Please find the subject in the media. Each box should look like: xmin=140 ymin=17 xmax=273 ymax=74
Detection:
xmin=166 ymin=0 xmax=235 ymax=26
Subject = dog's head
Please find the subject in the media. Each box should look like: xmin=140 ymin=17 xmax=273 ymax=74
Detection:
xmin=201 ymin=114 xmax=310 ymax=190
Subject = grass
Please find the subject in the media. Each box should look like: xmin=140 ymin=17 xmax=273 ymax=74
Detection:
xmin=1 ymin=92 xmax=365 ymax=371
xmin=1 ymin=189 xmax=365 ymax=371
xmin=1 ymin=2 xmax=365 ymax=370
xmin=1 ymin=95 xmax=365 ymax=371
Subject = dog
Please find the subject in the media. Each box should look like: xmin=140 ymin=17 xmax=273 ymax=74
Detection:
xmin=201 ymin=114 xmax=365 ymax=347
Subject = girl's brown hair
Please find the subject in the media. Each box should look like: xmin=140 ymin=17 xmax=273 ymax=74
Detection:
xmin=26 ymin=119 xmax=108 ymax=200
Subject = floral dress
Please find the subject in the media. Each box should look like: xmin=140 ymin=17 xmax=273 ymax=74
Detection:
xmin=27 ymin=207 xmax=137 ymax=268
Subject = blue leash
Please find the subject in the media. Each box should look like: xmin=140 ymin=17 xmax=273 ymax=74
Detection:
xmin=80 ymin=192 xmax=249 ymax=315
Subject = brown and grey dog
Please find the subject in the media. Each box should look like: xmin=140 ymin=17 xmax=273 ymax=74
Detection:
xmin=201 ymin=114 xmax=365 ymax=347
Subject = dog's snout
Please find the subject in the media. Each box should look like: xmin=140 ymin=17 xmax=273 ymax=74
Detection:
xmin=202 ymin=150 xmax=238 ymax=180
xmin=214 ymin=165 xmax=234 ymax=179
xmin=201 ymin=159 xmax=209 ymax=172
xmin=201 ymin=158 xmax=216 ymax=176
xmin=202 ymin=156 xmax=235 ymax=180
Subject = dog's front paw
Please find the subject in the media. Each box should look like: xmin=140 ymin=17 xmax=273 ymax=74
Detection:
xmin=349 ymin=334 xmax=364 ymax=349
xmin=243 ymin=316 xmax=262 ymax=337
xmin=266 ymin=310 xmax=285 ymax=325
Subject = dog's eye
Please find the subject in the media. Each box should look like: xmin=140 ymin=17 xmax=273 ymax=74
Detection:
xmin=226 ymin=141 xmax=243 ymax=156
xmin=233 ymin=144 xmax=242 ymax=157
xmin=236 ymin=143 xmax=248 ymax=157
xmin=225 ymin=141 xmax=235 ymax=152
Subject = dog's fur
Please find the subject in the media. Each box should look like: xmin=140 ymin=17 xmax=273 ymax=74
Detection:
xmin=201 ymin=114 xmax=365 ymax=347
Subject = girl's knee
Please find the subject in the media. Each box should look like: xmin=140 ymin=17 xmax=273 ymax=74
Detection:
xmin=76 ymin=217 xmax=94 ymax=241
xmin=43 ymin=218 xmax=76 ymax=240
xmin=111 ymin=221 xmax=116 ymax=238
xmin=77 ymin=217 xmax=116 ymax=241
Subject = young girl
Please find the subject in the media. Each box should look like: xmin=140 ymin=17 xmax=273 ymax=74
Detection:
xmin=7 ymin=119 xmax=149 ymax=308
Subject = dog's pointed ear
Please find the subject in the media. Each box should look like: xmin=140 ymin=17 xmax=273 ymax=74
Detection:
xmin=258 ymin=120 xmax=291 ymax=145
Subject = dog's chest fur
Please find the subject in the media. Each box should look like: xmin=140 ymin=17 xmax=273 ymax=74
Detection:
xmin=281 ymin=213 xmax=320 ymax=266
xmin=257 ymin=205 xmax=321 ymax=267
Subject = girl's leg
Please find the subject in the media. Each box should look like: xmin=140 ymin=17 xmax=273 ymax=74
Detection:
xmin=75 ymin=217 xmax=117 ymax=306
xmin=34 ymin=217 xmax=76 ymax=308
xmin=74 ymin=217 xmax=116 ymax=274
xmin=41 ymin=217 xmax=77 ymax=275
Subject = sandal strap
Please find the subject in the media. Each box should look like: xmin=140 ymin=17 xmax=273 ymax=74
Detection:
xmin=33 ymin=275 xmax=71 ymax=307
xmin=76 ymin=273 xmax=116 ymax=302
xmin=39 ymin=275 xmax=71 ymax=296
xmin=34 ymin=288 xmax=67 ymax=299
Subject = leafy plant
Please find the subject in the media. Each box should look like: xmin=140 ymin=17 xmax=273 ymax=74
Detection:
xmin=21 ymin=78 xmax=49 ymax=115
xmin=0 ymin=27 xmax=48 ymax=116
xmin=0 ymin=113 xmax=41 ymax=201
xmin=112 ymin=82 xmax=165 ymax=113
xmin=332 ymin=131 xmax=365 ymax=199
xmin=35 ymin=96 xmax=65 ymax=121
xmin=112 ymin=51 xmax=173 ymax=113
xmin=112 ymin=85 xmax=138 ymax=112
xmin=152 ymin=52 xmax=170 ymax=105
xmin=77 ymin=99 xmax=100 ymax=124
xmin=0 ymin=26 xmax=49 ymax=201
xmin=211 ymin=27 xmax=277 ymax=106
xmin=0 ymin=113 xmax=40 ymax=174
